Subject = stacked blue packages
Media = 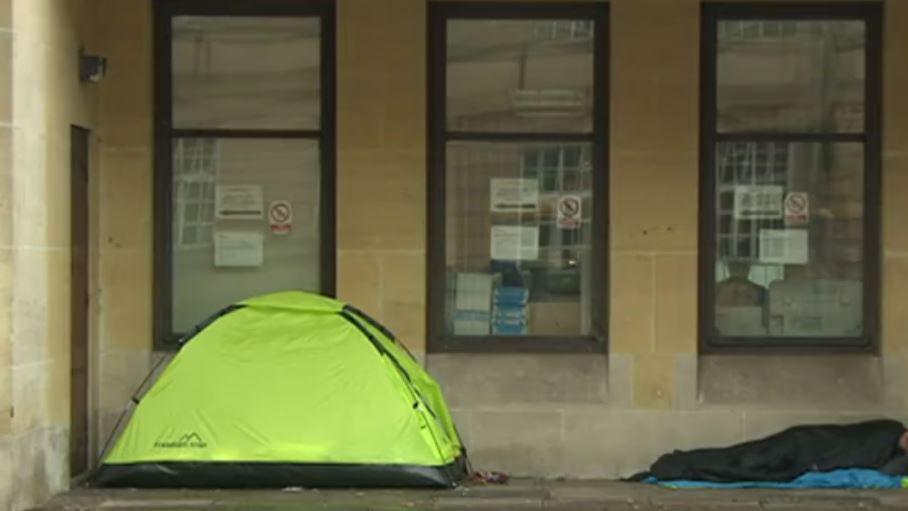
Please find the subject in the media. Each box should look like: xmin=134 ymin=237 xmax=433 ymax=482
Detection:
xmin=492 ymin=286 xmax=529 ymax=335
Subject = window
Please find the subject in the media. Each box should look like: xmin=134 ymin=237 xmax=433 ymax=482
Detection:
xmin=428 ymin=3 xmax=608 ymax=352
xmin=701 ymin=4 xmax=881 ymax=349
xmin=155 ymin=1 xmax=335 ymax=346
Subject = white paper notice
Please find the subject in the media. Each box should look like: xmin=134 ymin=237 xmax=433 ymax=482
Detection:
xmin=490 ymin=225 xmax=539 ymax=261
xmin=455 ymin=273 xmax=493 ymax=311
xmin=215 ymin=185 xmax=264 ymax=220
xmin=214 ymin=231 xmax=264 ymax=267
xmin=759 ymin=229 xmax=808 ymax=265
xmin=490 ymin=179 xmax=539 ymax=212
xmin=734 ymin=185 xmax=784 ymax=220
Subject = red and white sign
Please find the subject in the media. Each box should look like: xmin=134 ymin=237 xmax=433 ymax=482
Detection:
xmin=784 ymin=192 xmax=809 ymax=226
xmin=268 ymin=200 xmax=293 ymax=235
xmin=556 ymin=195 xmax=582 ymax=230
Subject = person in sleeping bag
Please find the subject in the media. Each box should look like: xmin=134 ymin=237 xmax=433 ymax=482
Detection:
xmin=633 ymin=419 xmax=908 ymax=483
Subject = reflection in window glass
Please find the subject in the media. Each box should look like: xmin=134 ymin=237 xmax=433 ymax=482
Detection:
xmin=712 ymin=142 xmax=864 ymax=338
xmin=171 ymin=138 xmax=322 ymax=333
xmin=172 ymin=139 xmax=219 ymax=249
xmin=717 ymin=20 xmax=865 ymax=133
xmin=172 ymin=16 xmax=320 ymax=130
xmin=445 ymin=142 xmax=595 ymax=337
xmin=446 ymin=19 xmax=594 ymax=133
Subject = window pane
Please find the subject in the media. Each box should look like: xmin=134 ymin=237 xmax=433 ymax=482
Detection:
xmin=447 ymin=19 xmax=594 ymax=133
xmin=172 ymin=16 xmax=320 ymax=130
xmin=711 ymin=142 xmax=864 ymax=338
xmin=444 ymin=141 xmax=597 ymax=337
xmin=171 ymin=138 xmax=322 ymax=332
xmin=717 ymin=20 xmax=865 ymax=133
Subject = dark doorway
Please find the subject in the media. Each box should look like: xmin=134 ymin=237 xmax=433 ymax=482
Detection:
xmin=70 ymin=126 xmax=90 ymax=478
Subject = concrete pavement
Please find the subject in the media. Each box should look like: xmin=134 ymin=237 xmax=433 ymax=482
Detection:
xmin=32 ymin=479 xmax=908 ymax=511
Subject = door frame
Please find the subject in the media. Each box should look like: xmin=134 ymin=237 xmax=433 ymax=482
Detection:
xmin=70 ymin=124 xmax=96 ymax=482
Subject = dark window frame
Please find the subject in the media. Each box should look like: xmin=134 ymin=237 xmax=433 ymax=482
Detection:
xmin=699 ymin=2 xmax=883 ymax=353
xmin=153 ymin=0 xmax=336 ymax=349
xmin=427 ymin=2 xmax=609 ymax=354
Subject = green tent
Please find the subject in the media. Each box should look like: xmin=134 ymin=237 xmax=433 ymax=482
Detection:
xmin=93 ymin=291 xmax=468 ymax=488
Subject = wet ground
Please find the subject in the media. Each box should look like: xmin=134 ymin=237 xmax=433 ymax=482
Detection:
xmin=33 ymin=479 xmax=908 ymax=511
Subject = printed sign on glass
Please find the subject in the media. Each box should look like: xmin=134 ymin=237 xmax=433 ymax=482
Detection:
xmin=490 ymin=225 xmax=539 ymax=261
xmin=734 ymin=185 xmax=784 ymax=220
xmin=268 ymin=200 xmax=293 ymax=235
xmin=556 ymin=195 xmax=582 ymax=230
xmin=214 ymin=230 xmax=264 ymax=267
xmin=215 ymin=185 xmax=264 ymax=220
xmin=490 ymin=179 xmax=539 ymax=213
xmin=784 ymin=192 xmax=810 ymax=226
xmin=759 ymin=229 xmax=809 ymax=265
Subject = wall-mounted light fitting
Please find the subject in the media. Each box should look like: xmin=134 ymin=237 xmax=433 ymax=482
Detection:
xmin=79 ymin=48 xmax=108 ymax=83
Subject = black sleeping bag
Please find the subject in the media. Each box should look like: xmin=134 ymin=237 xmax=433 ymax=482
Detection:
xmin=644 ymin=419 xmax=907 ymax=483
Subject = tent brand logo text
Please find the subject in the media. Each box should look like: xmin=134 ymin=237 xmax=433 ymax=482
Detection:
xmin=154 ymin=433 xmax=207 ymax=449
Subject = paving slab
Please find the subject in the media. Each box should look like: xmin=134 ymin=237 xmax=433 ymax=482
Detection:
xmin=30 ymin=480 xmax=908 ymax=511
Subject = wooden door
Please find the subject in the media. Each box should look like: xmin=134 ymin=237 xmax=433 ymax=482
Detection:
xmin=70 ymin=126 xmax=90 ymax=477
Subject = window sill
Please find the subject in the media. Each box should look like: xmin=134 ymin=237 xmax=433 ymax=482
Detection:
xmin=430 ymin=335 xmax=604 ymax=354
xmin=701 ymin=336 xmax=876 ymax=355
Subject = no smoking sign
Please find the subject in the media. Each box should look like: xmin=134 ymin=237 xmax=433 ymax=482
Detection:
xmin=784 ymin=192 xmax=809 ymax=226
xmin=557 ymin=195 xmax=582 ymax=230
xmin=268 ymin=200 xmax=293 ymax=235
